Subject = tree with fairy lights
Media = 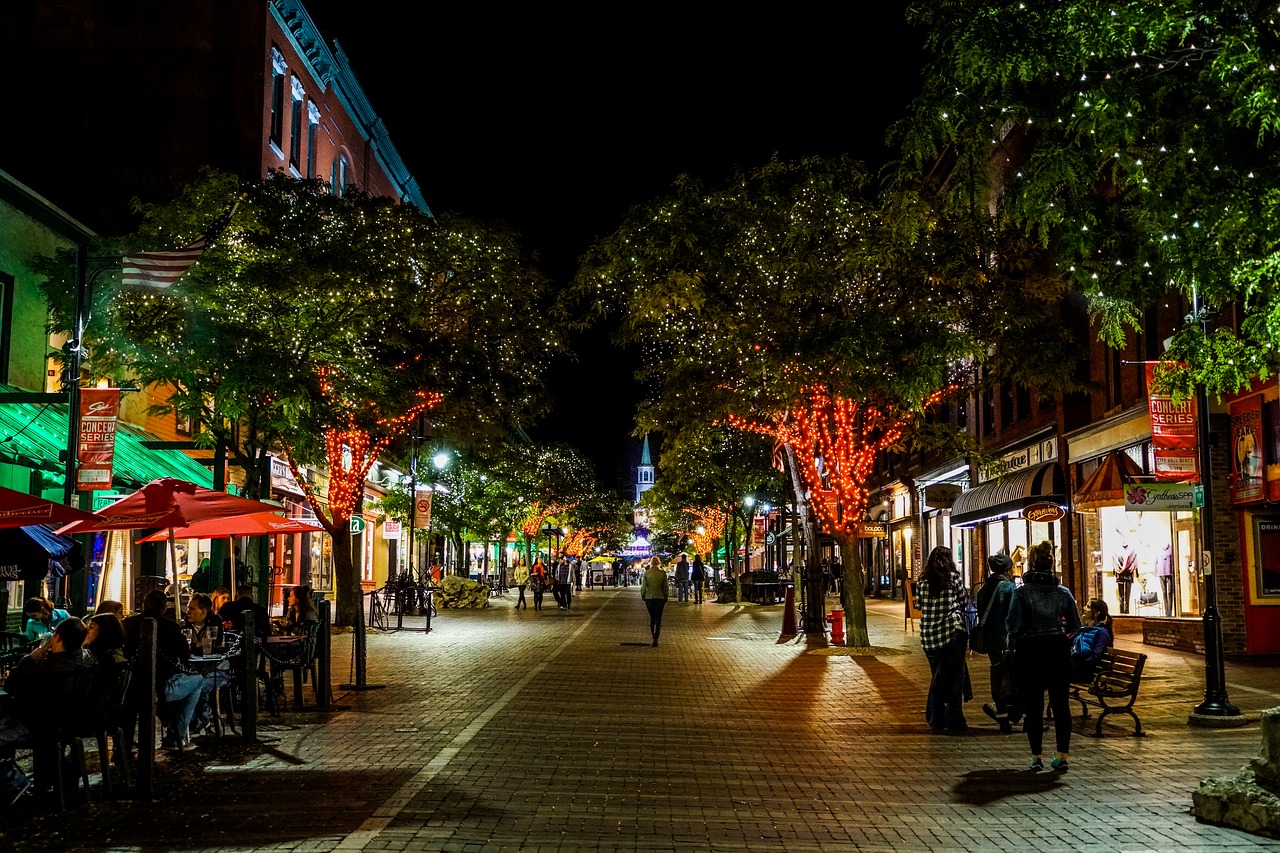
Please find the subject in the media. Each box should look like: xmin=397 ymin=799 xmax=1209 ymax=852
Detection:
xmin=574 ymin=157 xmax=1021 ymax=641
xmin=39 ymin=171 xmax=558 ymax=626
xmin=899 ymin=0 xmax=1280 ymax=394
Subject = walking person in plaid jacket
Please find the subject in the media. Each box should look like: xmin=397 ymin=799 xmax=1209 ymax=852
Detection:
xmin=919 ymin=545 xmax=971 ymax=734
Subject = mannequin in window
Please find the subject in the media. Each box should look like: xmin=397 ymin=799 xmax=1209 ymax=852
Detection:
xmin=1114 ymin=540 xmax=1138 ymax=614
xmin=1009 ymin=545 xmax=1027 ymax=578
xmin=1157 ymin=542 xmax=1174 ymax=617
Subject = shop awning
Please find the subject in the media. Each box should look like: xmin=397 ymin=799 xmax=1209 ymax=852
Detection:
xmin=950 ymin=463 xmax=1066 ymax=528
xmin=1074 ymin=450 xmax=1142 ymax=511
xmin=0 ymin=391 xmax=212 ymax=489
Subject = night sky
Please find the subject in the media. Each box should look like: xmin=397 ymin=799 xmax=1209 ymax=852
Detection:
xmin=300 ymin=5 xmax=926 ymax=492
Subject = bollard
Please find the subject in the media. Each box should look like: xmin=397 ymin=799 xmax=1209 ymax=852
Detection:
xmin=242 ymin=611 xmax=258 ymax=742
xmin=780 ymin=584 xmax=797 ymax=636
xmin=825 ymin=608 xmax=845 ymax=645
xmin=138 ymin=618 xmax=157 ymax=799
xmin=318 ymin=600 xmax=331 ymax=709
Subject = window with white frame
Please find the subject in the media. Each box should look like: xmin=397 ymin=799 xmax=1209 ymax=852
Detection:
xmin=269 ymin=46 xmax=286 ymax=151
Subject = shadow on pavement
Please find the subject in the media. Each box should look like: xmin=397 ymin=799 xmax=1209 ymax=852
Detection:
xmin=951 ymin=767 xmax=1064 ymax=805
xmin=11 ymin=764 xmax=417 ymax=853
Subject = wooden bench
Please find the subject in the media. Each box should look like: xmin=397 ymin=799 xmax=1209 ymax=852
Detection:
xmin=1068 ymin=647 xmax=1147 ymax=737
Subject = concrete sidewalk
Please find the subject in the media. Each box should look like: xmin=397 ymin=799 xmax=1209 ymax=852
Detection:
xmin=14 ymin=586 xmax=1280 ymax=852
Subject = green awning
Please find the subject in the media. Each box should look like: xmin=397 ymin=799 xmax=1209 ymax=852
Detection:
xmin=0 ymin=390 xmax=212 ymax=489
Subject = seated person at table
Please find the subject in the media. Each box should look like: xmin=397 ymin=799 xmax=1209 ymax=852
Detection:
xmin=219 ymin=585 xmax=272 ymax=636
xmin=209 ymin=587 xmax=231 ymax=617
xmin=1069 ymin=598 xmax=1114 ymax=683
xmin=85 ymin=613 xmax=129 ymax=721
xmin=94 ymin=600 xmax=126 ymax=621
xmin=21 ymin=597 xmax=71 ymax=643
xmin=1 ymin=617 xmax=96 ymax=799
xmin=123 ymin=590 xmax=204 ymax=751
xmin=184 ymin=594 xmax=224 ymax=653
xmin=277 ymin=585 xmax=319 ymax=636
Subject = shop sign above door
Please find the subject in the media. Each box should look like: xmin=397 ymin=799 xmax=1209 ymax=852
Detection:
xmin=1023 ymin=501 xmax=1065 ymax=523
xmin=978 ymin=437 xmax=1058 ymax=483
xmin=1123 ymin=482 xmax=1202 ymax=511
xmin=924 ymin=483 xmax=962 ymax=509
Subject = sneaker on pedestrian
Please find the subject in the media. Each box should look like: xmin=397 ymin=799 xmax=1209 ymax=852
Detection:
xmin=1051 ymin=757 xmax=1069 ymax=772
xmin=1028 ymin=757 xmax=1044 ymax=771
xmin=981 ymin=704 xmax=1001 ymax=724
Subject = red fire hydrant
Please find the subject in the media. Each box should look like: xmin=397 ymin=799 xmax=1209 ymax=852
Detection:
xmin=826 ymin=609 xmax=845 ymax=645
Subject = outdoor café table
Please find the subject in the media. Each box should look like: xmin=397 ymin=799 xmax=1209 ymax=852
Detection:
xmin=188 ymin=652 xmax=234 ymax=736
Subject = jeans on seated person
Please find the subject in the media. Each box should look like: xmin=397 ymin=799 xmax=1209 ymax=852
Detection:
xmin=159 ymin=673 xmax=204 ymax=742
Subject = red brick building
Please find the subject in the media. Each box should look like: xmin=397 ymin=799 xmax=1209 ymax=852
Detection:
xmin=0 ymin=0 xmax=428 ymax=237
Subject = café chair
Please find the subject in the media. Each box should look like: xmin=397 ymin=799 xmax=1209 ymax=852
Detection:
xmin=14 ymin=667 xmax=96 ymax=811
xmin=257 ymin=622 xmax=321 ymax=712
xmin=0 ymin=633 xmax=33 ymax=678
xmin=74 ymin=667 xmax=132 ymax=797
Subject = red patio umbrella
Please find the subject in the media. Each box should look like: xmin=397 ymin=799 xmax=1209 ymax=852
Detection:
xmin=136 ymin=512 xmax=327 ymax=594
xmin=57 ymin=478 xmax=284 ymax=618
xmin=0 ymin=485 xmax=101 ymax=529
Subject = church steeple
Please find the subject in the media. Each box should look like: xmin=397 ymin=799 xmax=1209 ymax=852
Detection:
xmin=635 ymin=434 xmax=655 ymax=506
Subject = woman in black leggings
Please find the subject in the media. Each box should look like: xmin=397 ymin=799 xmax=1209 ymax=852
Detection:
xmin=1006 ymin=541 xmax=1082 ymax=772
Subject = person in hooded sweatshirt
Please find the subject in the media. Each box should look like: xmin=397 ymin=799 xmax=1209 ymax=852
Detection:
xmin=1006 ymin=540 xmax=1081 ymax=773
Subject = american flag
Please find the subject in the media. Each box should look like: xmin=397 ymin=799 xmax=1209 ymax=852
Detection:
xmin=119 ymin=197 xmax=240 ymax=289
xmin=120 ymin=237 xmax=210 ymax=289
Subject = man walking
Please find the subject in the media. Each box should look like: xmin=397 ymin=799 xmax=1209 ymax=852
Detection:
xmin=674 ymin=554 xmax=691 ymax=603
xmin=640 ymin=557 xmax=669 ymax=647
xmin=976 ymin=553 xmax=1021 ymax=733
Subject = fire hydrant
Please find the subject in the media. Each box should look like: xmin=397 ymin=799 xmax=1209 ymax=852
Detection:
xmin=826 ymin=608 xmax=845 ymax=644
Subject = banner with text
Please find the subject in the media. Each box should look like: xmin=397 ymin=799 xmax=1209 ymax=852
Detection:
xmin=1146 ymin=364 xmax=1199 ymax=482
xmin=1230 ymin=393 xmax=1266 ymax=504
xmin=76 ymin=388 xmax=122 ymax=491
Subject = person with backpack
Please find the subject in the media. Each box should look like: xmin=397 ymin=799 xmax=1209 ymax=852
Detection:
xmin=1007 ymin=541 xmax=1081 ymax=772
xmin=973 ymin=553 xmax=1020 ymax=733
xmin=690 ymin=555 xmax=706 ymax=604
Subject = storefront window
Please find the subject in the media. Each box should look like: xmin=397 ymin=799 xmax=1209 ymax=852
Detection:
xmin=1080 ymin=505 xmax=1199 ymax=618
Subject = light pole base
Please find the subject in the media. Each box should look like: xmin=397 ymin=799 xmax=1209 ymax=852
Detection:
xmin=1188 ymin=710 xmax=1249 ymax=729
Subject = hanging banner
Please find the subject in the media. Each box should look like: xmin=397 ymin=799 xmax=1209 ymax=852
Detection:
xmin=1230 ymin=394 xmax=1266 ymax=504
xmin=413 ymin=491 xmax=432 ymax=529
xmin=1145 ymin=364 xmax=1199 ymax=482
xmin=76 ymin=388 xmax=122 ymax=491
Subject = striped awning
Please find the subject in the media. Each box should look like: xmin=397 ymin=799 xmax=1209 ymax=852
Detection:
xmin=950 ymin=463 xmax=1067 ymax=528
xmin=1074 ymin=450 xmax=1142 ymax=511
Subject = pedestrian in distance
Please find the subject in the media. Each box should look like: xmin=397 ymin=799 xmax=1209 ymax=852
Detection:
xmin=691 ymin=555 xmax=706 ymax=604
xmin=674 ymin=554 xmax=691 ymax=603
xmin=918 ymin=545 xmax=971 ymax=735
xmin=530 ymin=559 xmax=548 ymax=611
xmin=513 ymin=562 xmax=530 ymax=610
xmin=640 ymin=556 xmax=669 ymax=647
xmin=555 ymin=559 xmax=573 ymax=609
xmin=975 ymin=553 xmax=1021 ymax=733
xmin=1007 ymin=540 xmax=1081 ymax=772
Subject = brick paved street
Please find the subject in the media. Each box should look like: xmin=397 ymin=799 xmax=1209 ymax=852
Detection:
xmin=19 ymin=587 xmax=1280 ymax=852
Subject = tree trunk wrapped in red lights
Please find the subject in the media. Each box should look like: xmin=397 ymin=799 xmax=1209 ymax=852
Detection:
xmin=284 ymin=390 xmax=440 ymax=627
xmin=733 ymin=385 xmax=945 ymax=647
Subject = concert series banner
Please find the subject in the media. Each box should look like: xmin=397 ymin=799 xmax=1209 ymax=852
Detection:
xmin=76 ymin=388 xmax=121 ymax=491
xmin=1146 ymin=364 xmax=1199 ymax=482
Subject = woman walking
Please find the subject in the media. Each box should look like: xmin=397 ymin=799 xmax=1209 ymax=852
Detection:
xmin=918 ymin=545 xmax=970 ymax=734
xmin=513 ymin=561 xmax=530 ymax=610
xmin=640 ymin=556 xmax=669 ymax=647
xmin=530 ymin=559 xmax=548 ymax=611
xmin=691 ymin=555 xmax=706 ymax=604
xmin=1007 ymin=541 xmax=1081 ymax=771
